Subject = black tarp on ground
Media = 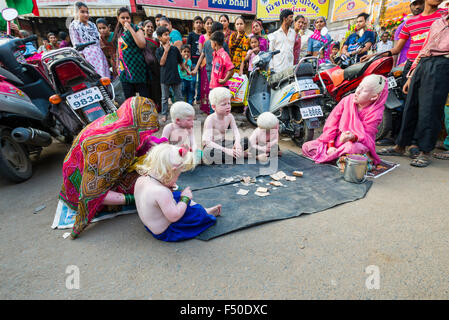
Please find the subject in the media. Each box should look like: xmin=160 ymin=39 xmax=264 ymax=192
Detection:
xmin=177 ymin=150 xmax=373 ymax=241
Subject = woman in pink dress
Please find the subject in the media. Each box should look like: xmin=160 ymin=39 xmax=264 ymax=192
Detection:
xmin=69 ymin=2 xmax=110 ymax=78
xmin=302 ymin=75 xmax=388 ymax=165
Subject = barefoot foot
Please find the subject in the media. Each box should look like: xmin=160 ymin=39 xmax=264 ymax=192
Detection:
xmin=206 ymin=204 xmax=222 ymax=216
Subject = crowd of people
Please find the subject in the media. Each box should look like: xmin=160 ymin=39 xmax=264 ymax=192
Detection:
xmin=2 ymin=1 xmax=447 ymax=239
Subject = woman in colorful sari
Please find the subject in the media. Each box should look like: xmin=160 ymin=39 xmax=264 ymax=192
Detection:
xmin=248 ymin=20 xmax=268 ymax=52
xmin=229 ymin=16 xmax=250 ymax=74
xmin=143 ymin=19 xmax=162 ymax=112
xmin=302 ymin=75 xmax=388 ymax=165
xmin=113 ymin=7 xmax=148 ymax=99
xmin=58 ymin=97 xmax=168 ymax=239
xmin=307 ymin=16 xmax=332 ymax=64
xmin=96 ymin=18 xmax=118 ymax=79
xmin=69 ymin=2 xmax=110 ymax=78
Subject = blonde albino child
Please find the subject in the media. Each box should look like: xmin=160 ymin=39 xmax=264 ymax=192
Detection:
xmin=248 ymin=112 xmax=280 ymax=161
xmin=134 ymin=144 xmax=221 ymax=242
xmin=161 ymin=101 xmax=197 ymax=152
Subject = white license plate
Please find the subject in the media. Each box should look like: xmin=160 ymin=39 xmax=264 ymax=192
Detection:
xmin=300 ymin=106 xmax=323 ymax=119
xmin=387 ymin=76 xmax=397 ymax=89
xmin=66 ymin=87 xmax=103 ymax=110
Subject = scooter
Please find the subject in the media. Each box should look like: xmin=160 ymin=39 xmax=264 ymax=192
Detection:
xmin=245 ymin=50 xmax=323 ymax=146
xmin=41 ymin=41 xmax=117 ymax=133
xmin=313 ymin=45 xmax=398 ymax=119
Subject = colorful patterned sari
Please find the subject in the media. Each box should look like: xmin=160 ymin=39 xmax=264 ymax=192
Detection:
xmin=229 ymin=32 xmax=250 ymax=73
xmin=59 ymin=97 xmax=167 ymax=239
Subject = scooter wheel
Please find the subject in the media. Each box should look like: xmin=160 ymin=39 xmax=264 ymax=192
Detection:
xmin=0 ymin=128 xmax=33 ymax=183
xmin=245 ymin=107 xmax=258 ymax=127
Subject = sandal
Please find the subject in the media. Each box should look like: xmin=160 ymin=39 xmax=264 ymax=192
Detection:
xmin=377 ymin=147 xmax=405 ymax=156
xmin=407 ymin=146 xmax=420 ymax=159
xmin=432 ymin=151 xmax=449 ymax=160
xmin=410 ymin=154 xmax=431 ymax=167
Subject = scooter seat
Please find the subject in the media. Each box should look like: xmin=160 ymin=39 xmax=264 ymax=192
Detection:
xmin=343 ymin=61 xmax=370 ymax=80
xmin=268 ymin=65 xmax=296 ymax=87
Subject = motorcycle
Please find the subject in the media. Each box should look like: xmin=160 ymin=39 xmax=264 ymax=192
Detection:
xmin=41 ymin=42 xmax=117 ymax=133
xmin=244 ymin=50 xmax=323 ymax=146
xmin=376 ymin=64 xmax=405 ymax=141
xmin=313 ymin=45 xmax=398 ymax=120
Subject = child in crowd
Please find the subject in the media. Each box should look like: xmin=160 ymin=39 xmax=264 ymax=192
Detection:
xmin=202 ymin=87 xmax=246 ymax=164
xmin=161 ymin=101 xmax=197 ymax=153
xmin=209 ymin=31 xmax=235 ymax=90
xmin=134 ymin=144 xmax=221 ymax=242
xmin=330 ymin=42 xmax=341 ymax=65
xmin=178 ymin=44 xmax=196 ymax=105
xmin=248 ymin=112 xmax=280 ymax=162
xmin=187 ymin=16 xmax=204 ymax=104
xmin=155 ymin=26 xmax=184 ymax=123
xmin=239 ymin=35 xmax=260 ymax=76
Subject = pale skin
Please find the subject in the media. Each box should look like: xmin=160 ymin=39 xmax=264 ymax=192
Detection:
xmin=202 ymin=97 xmax=243 ymax=158
xmin=135 ymin=174 xmax=221 ymax=235
xmin=326 ymin=82 xmax=380 ymax=155
xmin=249 ymin=126 xmax=279 ymax=160
xmin=161 ymin=115 xmax=197 ymax=152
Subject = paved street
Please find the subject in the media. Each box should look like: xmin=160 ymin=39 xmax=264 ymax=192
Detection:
xmin=1 ymin=116 xmax=448 ymax=299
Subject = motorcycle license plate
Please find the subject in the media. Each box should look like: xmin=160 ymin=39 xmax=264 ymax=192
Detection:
xmin=387 ymin=76 xmax=397 ymax=89
xmin=300 ymin=106 xmax=323 ymax=119
xmin=66 ymin=87 xmax=103 ymax=110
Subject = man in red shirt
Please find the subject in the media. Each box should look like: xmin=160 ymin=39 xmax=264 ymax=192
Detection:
xmin=379 ymin=6 xmax=449 ymax=167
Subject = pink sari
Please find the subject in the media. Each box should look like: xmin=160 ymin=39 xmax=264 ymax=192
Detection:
xmin=302 ymin=80 xmax=388 ymax=165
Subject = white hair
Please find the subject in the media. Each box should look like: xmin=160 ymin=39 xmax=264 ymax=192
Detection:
xmin=257 ymin=112 xmax=279 ymax=129
xmin=360 ymin=75 xmax=386 ymax=95
xmin=136 ymin=143 xmax=195 ymax=184
xmin=209 ymin=87 xmax=232 ymax=107
xmin=170 ymin=101 xmax=195 ymax=121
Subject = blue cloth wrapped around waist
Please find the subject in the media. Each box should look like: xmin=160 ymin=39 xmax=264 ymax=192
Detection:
xmin=145 ymin=191 xmax=216 ymax=242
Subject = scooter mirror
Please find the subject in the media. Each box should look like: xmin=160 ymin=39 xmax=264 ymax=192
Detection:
xmin=1 ymin=8 xmax=18 ymax=22
xmin=320 ymin=27 xmax=329 ymax=37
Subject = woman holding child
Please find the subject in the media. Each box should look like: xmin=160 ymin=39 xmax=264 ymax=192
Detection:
xmin=248 ymin=20 xmax=268 ymax=52
xmin=302 ymin=75 xmax=388 ymax=165
xmin=58 ymin=97 xmax=167 ymax=239
xmin=113 ymin=7 xmax=148 ymax=99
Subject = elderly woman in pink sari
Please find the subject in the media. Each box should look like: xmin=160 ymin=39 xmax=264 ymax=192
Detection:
xmin=302 ymin=75 xmax=388 ymax=165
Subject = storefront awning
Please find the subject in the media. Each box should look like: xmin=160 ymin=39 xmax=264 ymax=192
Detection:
xmin=22 ymin=6 xmax=121 ymax=18
xmin=143 ymin=6 xmax=244 ymax=22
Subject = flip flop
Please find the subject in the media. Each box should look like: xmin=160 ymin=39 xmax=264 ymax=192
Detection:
xmin=377 ymin=147 xmax=405 ymax=156
xmin=410 ymin=154 xmax=431 ymax=167
xmin=407 ymin=146 xmax=420 ymax=159
xmin=376 ymin=138 xmax=395 ymax=146
xmin=432 ymin=151 xmax=449 ymax=160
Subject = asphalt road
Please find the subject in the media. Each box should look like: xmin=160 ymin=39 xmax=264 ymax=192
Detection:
xmin=1 ymin=121 xmax=448 ymax=299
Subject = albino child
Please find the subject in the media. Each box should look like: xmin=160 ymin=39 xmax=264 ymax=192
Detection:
xmin=202 ymin=87 xmax=247 ymax=164
xmin=161 ymin=101 xmax=197 ymax=152
xmin=134 ymin=144 xmax=221 ymax=242
xmin=248 ymin=112 xmax=280 ymax=162
xmin=302 ymin=74 xmax=388 ymax=164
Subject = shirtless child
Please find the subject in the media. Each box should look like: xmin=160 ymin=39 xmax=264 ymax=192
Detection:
xmin=202 ymin=87 xmax=246 ymax=164
xmin=161 ymin=101 xmax=197 ymax=152
xmin=134 ymin=144 xmax=221 ymax=242
xmin=248 ymin=112 xmax=280 ymax=162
